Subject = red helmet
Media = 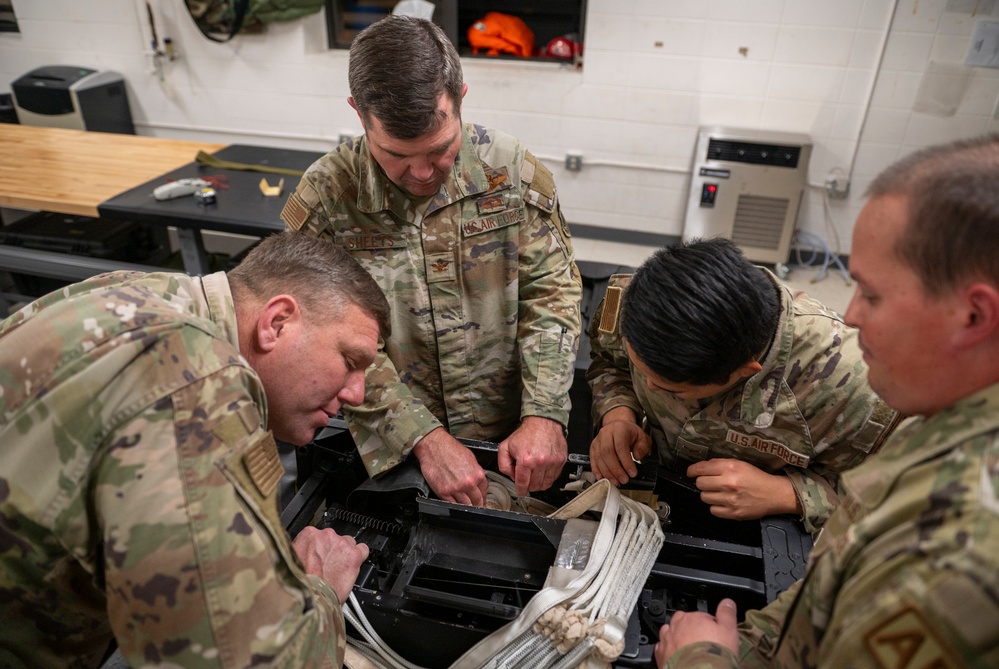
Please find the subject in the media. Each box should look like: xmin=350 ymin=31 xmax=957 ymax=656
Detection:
xmin=544 ymin=33 xmax=581 ymax=60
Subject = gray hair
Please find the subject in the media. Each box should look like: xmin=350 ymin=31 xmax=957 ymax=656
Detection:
xmin=348 ymin=15 xmax=463 ymax=139
xmin=228 ymin=231 xmax=391 ymax=338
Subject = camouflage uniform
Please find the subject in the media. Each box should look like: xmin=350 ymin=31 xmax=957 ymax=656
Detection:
xmin=0 ymin=272 xmax=345 ymax=669
xmin=662 ymin=383 xmax=999 ymax=668
xmin=281 ymin=123 xmax=581 ymax=477
xmin=587 ymin=272 xmax=896 ymax=533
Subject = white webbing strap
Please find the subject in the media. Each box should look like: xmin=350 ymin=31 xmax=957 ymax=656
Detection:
xmin=343 ymin=479 xmax=664 ymax=669
xmin=448 ymin=479 xmax=620 ymax=668
xmin=449 ymin=479 xmax=663 ymax=669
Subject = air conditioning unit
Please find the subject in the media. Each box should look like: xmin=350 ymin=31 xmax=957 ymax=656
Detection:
xmin=682 ymin=126 xmax=811 ymax=270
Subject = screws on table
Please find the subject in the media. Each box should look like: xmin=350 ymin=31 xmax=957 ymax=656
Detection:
xmin=194 ymin=187 xmax=217 ymax=206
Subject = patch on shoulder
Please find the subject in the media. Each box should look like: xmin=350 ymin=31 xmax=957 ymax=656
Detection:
xmin=598 ymin=285 xmax=623 ymax=335
xmin=520 ymin=151 xmax=555 ymax=203
xmin=243 ymin=433 xmax=283 ymax=499
xmin=864 ymin=606 xmax=960 ymax=669
xmin=281 ymin=192 xmax=309 ymax=231
xmin=212 ymin=404 xmax=257 ymax=444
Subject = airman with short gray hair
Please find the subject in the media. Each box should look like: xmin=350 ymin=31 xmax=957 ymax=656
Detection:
xmin=0 ymin=231 xmax=388 ymax=668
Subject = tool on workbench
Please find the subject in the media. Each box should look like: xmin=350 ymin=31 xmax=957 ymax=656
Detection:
xmin=152 ymin=178 xmax=211 ymax=201
xmin=152 ymin=175 xmax=228 ymax=201
xmin=194 ymin=187 xmax=217 ymax=205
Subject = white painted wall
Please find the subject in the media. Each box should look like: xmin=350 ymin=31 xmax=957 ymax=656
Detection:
xmin=2 ymin=0 xmax=998 ymax=256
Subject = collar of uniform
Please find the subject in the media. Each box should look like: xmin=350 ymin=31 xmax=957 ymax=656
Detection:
xmin=446 ymin=123 xmax=490 ymax=203
xmin=737 ymin=268 xmax=795 ymax=427
xmin=197 ymin=271 xmax=240 ymax=351
xmin=353 ymin=123 xmax=489 ymax=218
xmin=844 ymin=381 xmax=999 ymax=508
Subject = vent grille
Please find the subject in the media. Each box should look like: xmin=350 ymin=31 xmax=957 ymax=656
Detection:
xmin=731 ymin=195 xmax=790 ymax=250
xmin=707 ymin=139 xmax=801 ymax=168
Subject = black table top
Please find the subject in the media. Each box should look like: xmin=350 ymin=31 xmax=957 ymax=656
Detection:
xmin=98 ymin=144 xmax=325 ymax=237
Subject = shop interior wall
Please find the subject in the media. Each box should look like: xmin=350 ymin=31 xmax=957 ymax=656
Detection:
xmin=2 ymin=0 xmax=998 ymax=256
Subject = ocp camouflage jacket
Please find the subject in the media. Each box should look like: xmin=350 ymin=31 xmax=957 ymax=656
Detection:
xmin=0 ymin=271 xmax=345 ymax=668
xmin=587 ymin=271 xmax=896 ymax=533
xmin=282 ymin=124 xmax=581 ymax=477
xmin=664 ymin=382 xmax=999 ymax=668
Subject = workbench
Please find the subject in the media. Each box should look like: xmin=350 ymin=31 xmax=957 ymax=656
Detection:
xmin=0 ymin=124 xmax=324 ymax=291
xmin=0 ymin=124 xmax=225 ymax=292
xmin=98 ymin=143 xmax=322 ymax=274
xmin=0 ymin=124 xmax=224 ymax=218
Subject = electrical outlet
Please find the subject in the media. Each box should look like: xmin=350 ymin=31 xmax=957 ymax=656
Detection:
xmin=825 ymin=175 xmax=850 ymax=199
xmin=565 ymin=153 xmax=583 ymax=171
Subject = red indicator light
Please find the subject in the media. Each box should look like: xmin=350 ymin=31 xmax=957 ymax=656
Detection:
xmin=708 ymin=185 xmax=717 ymax=193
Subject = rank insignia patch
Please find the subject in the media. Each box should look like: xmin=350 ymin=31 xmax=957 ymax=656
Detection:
xmin=426 ymin=251 xmax=456 ymax=283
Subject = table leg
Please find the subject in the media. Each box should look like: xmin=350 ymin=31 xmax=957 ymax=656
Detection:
xmin=176 ymin=227 xmax=211 ymax=275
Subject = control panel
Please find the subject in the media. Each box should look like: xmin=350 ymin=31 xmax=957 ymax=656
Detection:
xmin=700 ymin=182 xmax=718 ymax=207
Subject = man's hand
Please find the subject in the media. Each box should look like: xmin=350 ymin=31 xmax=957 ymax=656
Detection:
xmin=293 ymin=526 xmax=369 ymax=605
xmin=655 ymin=599 xmax=740 ymax=667
xmin=686 ymin=458 xmax=799 ymax=520
xmin=589 ymin=407 xmax=651 ymax=485
xmin=412 ymin=427 xmax=489 ymax=506
xmin=497 ymin=416 xmax=567 ymax=497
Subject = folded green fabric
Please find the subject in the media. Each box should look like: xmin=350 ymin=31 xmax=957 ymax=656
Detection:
xmin=195 ymin=150 xmax=305 ymax=177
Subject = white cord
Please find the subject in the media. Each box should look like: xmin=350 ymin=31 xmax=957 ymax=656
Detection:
xmin=340 ymin=484 xmax=662 ymax=669
xmin=480 ymin=493 xmax=663 ymax=668
xmin=346 ymin=639 xmax=393 ymax=669
xmin=345 ymin=593 xmax=428 ymax=669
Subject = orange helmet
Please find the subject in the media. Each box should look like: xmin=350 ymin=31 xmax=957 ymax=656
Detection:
xmin=467 ymin=12 xmax=534 ymax=58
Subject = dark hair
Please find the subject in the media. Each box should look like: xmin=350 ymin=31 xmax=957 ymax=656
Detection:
xmin=228 ymin=231 xmax=391 ymax=338
xmin=348 ymin=15 xmax=463 ymax=139
xmin=620 ymin=237 xmax=779 ymax=385
xmin=865 ymin=134 xmax=999 ymax=296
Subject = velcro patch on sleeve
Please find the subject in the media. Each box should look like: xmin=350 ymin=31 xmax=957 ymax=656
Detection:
xmin=522 ymin=152 xmax=554 ymax=199
xmin=243 ymin=434 xmax=283 ymax=499
xmin=520 ymin=151 xmax=557 ymax=214
xmin=864 ymin=606 xmax=960 ymax=669
xmin=280 ymin=192 xmax=309 ymax=231
xmin=598 ymin=285 xmax=623 ymax=335
xmin=925 ymin=571 xmax=999 ymax=648
xmin=520 ymin=153 xmax=536 ymax=186
xmin=213 ymin=410 xmax=251 ymax=445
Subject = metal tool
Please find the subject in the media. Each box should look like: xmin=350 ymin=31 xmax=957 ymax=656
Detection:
xmin=193 ymin=187 xmax=217 ymax=205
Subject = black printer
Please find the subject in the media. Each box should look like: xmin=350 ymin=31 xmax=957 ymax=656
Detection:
xmin=11 ymin=65 xmax=134 ymax=134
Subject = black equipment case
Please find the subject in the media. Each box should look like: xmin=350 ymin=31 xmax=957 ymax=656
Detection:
xmin=282 ymin=422 xmax=813 ymax=668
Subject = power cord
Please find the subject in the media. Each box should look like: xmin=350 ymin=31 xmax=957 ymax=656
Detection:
xmin=789 ymin=230 xmax=851 ymax=286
